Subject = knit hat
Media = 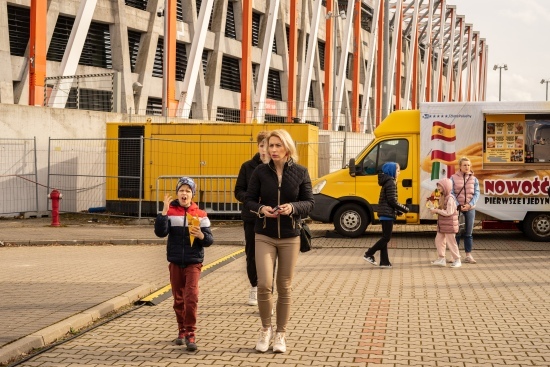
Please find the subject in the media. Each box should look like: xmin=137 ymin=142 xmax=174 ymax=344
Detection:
xmin=176 ymin=177 xmax=196 ymax=196
xmin=381 ymin=162 xmax=398 ymax=178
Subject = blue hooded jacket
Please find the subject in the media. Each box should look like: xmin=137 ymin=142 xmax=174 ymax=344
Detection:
xmin=376 ymin=162 xmax=409 ymax=219
xmin=381 ymin=162 xmax=398 ymax=178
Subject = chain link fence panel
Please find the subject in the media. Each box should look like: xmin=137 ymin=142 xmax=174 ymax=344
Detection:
xmin=0 ymin=138 xmax=39 ymax=216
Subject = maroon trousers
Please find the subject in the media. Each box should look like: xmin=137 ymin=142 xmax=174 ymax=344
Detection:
xmin=169 ymin=262 xmax=202 ymax=333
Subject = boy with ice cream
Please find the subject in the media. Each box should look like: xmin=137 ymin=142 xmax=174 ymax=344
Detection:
xmin=154 ymin=177 xmax=214 ymax=351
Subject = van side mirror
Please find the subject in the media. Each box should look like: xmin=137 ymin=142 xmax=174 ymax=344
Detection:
xmin=349 ymin=158 xmax=356 ymax=177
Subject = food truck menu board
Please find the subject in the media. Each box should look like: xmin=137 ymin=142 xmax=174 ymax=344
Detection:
xmin=485 ymin=121 xmax=524 ymax=163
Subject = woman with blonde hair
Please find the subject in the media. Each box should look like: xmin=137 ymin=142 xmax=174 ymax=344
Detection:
xmin=245 ymin=129 xmax=314 ymax=353
xmin=451 ymin=157 xmax=480 ymax=263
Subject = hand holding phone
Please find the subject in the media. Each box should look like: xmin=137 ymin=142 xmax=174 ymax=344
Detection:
xmin=272 ymin=205 xmax=280 ymax=212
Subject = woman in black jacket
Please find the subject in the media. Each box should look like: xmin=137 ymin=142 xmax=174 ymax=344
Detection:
xmin=363 ymin=162 xmax=409 ymax=268
xmin=245 ymin=129 xmax=314 ymax=354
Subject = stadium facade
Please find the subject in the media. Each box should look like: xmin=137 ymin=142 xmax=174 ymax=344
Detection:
xmin=0 ymin=0 xmax=487 ymax=132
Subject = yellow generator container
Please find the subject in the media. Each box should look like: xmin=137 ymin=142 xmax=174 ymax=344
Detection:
xmin=105 ymin=122 xmax=318 ymax=216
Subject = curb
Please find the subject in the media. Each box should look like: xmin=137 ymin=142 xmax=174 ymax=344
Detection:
xmin=0 ymin=283 xmax=157 ymax=366
xmin=0 ymin=245 xmax=246 ymax=365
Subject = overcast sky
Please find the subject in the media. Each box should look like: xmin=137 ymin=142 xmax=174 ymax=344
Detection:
xmin=448 ymin=0 xmax=550 ymax=101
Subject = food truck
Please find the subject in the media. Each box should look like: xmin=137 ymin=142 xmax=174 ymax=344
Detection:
xmin=309 ymin=102 xmax=550 ymax=241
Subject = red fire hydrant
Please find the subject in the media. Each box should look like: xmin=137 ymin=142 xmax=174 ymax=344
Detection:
xmin=48 ymin=189 xmax=62 ymax=227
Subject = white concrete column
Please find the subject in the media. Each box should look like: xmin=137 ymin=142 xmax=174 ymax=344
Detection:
xmin=0 ymin=0 xmax=15 ymax=103
xmin=134 ymin=0 xmax=163 ymax=114
xmin=111 ymin=0 xmax=135 ymax=113
xmin=253 ymin=0 xmax=280 ymax=123
xmin=47 ymin=0 xmax=98 ymax=108
xmin=297 ymin=0 xmax=321 ymax=120
xmin=176 ymin=0 xmax=213 ymax=118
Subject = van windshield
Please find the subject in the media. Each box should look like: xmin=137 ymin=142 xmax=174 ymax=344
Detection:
xmin=357 ymin=139 xmax=409 ymax=175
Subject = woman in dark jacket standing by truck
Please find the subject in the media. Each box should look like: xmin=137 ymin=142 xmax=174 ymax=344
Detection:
xmin=363 ymin=162 xmax=409 ymax=268
xmin=245 ymin=129 xmax=314 ymax=354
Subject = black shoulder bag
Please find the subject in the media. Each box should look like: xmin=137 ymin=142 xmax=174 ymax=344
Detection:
xmin=298 ymin=219 xmax=312 ymax=253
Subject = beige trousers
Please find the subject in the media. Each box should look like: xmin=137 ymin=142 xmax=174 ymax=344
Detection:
xmin=255 ymin=234 xmax=300 ymax=332
xmin=435 ymin=232 xmax=461 ymax=261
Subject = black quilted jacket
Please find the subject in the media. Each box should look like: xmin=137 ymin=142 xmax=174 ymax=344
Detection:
xmin=234 ymin=153 xmax=263 ymax=222
xmin=376 ymin=173 xmax=409 ymax=219
xmin=244 ymin=159 xmax=314 ymax=238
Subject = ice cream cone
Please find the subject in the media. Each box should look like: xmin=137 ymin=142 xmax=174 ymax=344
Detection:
xmin=191 ymin=217 xmax=200 ymax=245
xmin=187 ymin=213 xmax=198 ymax=246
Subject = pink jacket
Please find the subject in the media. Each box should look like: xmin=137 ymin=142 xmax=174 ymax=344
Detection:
xmin=433 ymin=178 xmax=459 ymax=234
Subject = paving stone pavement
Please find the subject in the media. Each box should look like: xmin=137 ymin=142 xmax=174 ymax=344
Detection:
xmin=1 ymin=217 xmax=549 ymax=366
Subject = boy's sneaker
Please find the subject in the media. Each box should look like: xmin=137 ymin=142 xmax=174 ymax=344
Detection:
xmin=363 ymin=254 xmax=377 ymax=266
xmin=450 ymin=259 xmax=462 ymax=268
xmin=432 ymin=258 xmax=446 ymax=267
xmin=185 ymin=332 xmax=197 ymax=351
xmin=379 ymin=264 xmax=392 ymax=269
xmin=255 ymin=326 xmax=273 ymax=352
xmin=273 ymin=332 xmax=287 ymax=353
xmin=248 ymin=286 xmax=258 ymax=306
xmin=175 ymin=330 xmax=185 ymax=345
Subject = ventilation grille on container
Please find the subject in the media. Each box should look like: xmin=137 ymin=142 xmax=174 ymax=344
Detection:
xmin=216 ymin=107 xmax=240 ymax=122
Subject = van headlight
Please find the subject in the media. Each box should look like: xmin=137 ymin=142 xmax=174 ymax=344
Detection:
xmin=312 ymin=180 xmax=326 ymax=194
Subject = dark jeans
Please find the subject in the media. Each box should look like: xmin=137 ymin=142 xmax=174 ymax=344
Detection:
xmin=244 ymin=221 xmax=258 ymax=287
xmin=365 ymin=220 xmax=394 ymax=266
xmin=456 ymin=209 xmax=475 ymax=253
xmin=169 ymin=262 xmax=202 ymax=333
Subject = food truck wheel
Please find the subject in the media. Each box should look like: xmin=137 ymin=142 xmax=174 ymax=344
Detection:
xmin=522 ymin=213 xmax=550 ymax=242
xmin=334 ymin=203 xmax=369 ymax=238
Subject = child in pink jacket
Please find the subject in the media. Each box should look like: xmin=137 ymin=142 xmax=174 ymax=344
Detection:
xmin=430 ymin=178 xmax=462 ymax=268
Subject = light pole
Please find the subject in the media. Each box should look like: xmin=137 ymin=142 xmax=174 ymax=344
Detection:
xmin=326 ymin=6 xmax=346 ymax=131
xmin=493 ymin=64 xmax=508 ymax=101
xmin=541 ymin=79 xmax=550 ymax=101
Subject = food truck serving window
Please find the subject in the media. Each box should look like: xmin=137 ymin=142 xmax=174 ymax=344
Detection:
xmin=484 ymin=114 xmax=550 ymax=168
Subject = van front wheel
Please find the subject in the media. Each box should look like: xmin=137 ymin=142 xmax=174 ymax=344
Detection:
xmin=523 ymin=212 xmax=550 ymax=242
xmin=334 ymin=204 xmax=369 ymax=238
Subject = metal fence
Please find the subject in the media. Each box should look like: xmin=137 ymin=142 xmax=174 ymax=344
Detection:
xmin=44 ymin=73 xmax=114 ymax=112
xmin=0 ymin=138 xmax=39 ymax=216
xmin=1 ymin=132 xmax=372 ymax=218
xmin=47 ymin=137 xmax=251 ymax=218
xmin=47 ymin=138 xmax=114 ymax=215
xmin=156 ymin=176 xmax=240 ymax=215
